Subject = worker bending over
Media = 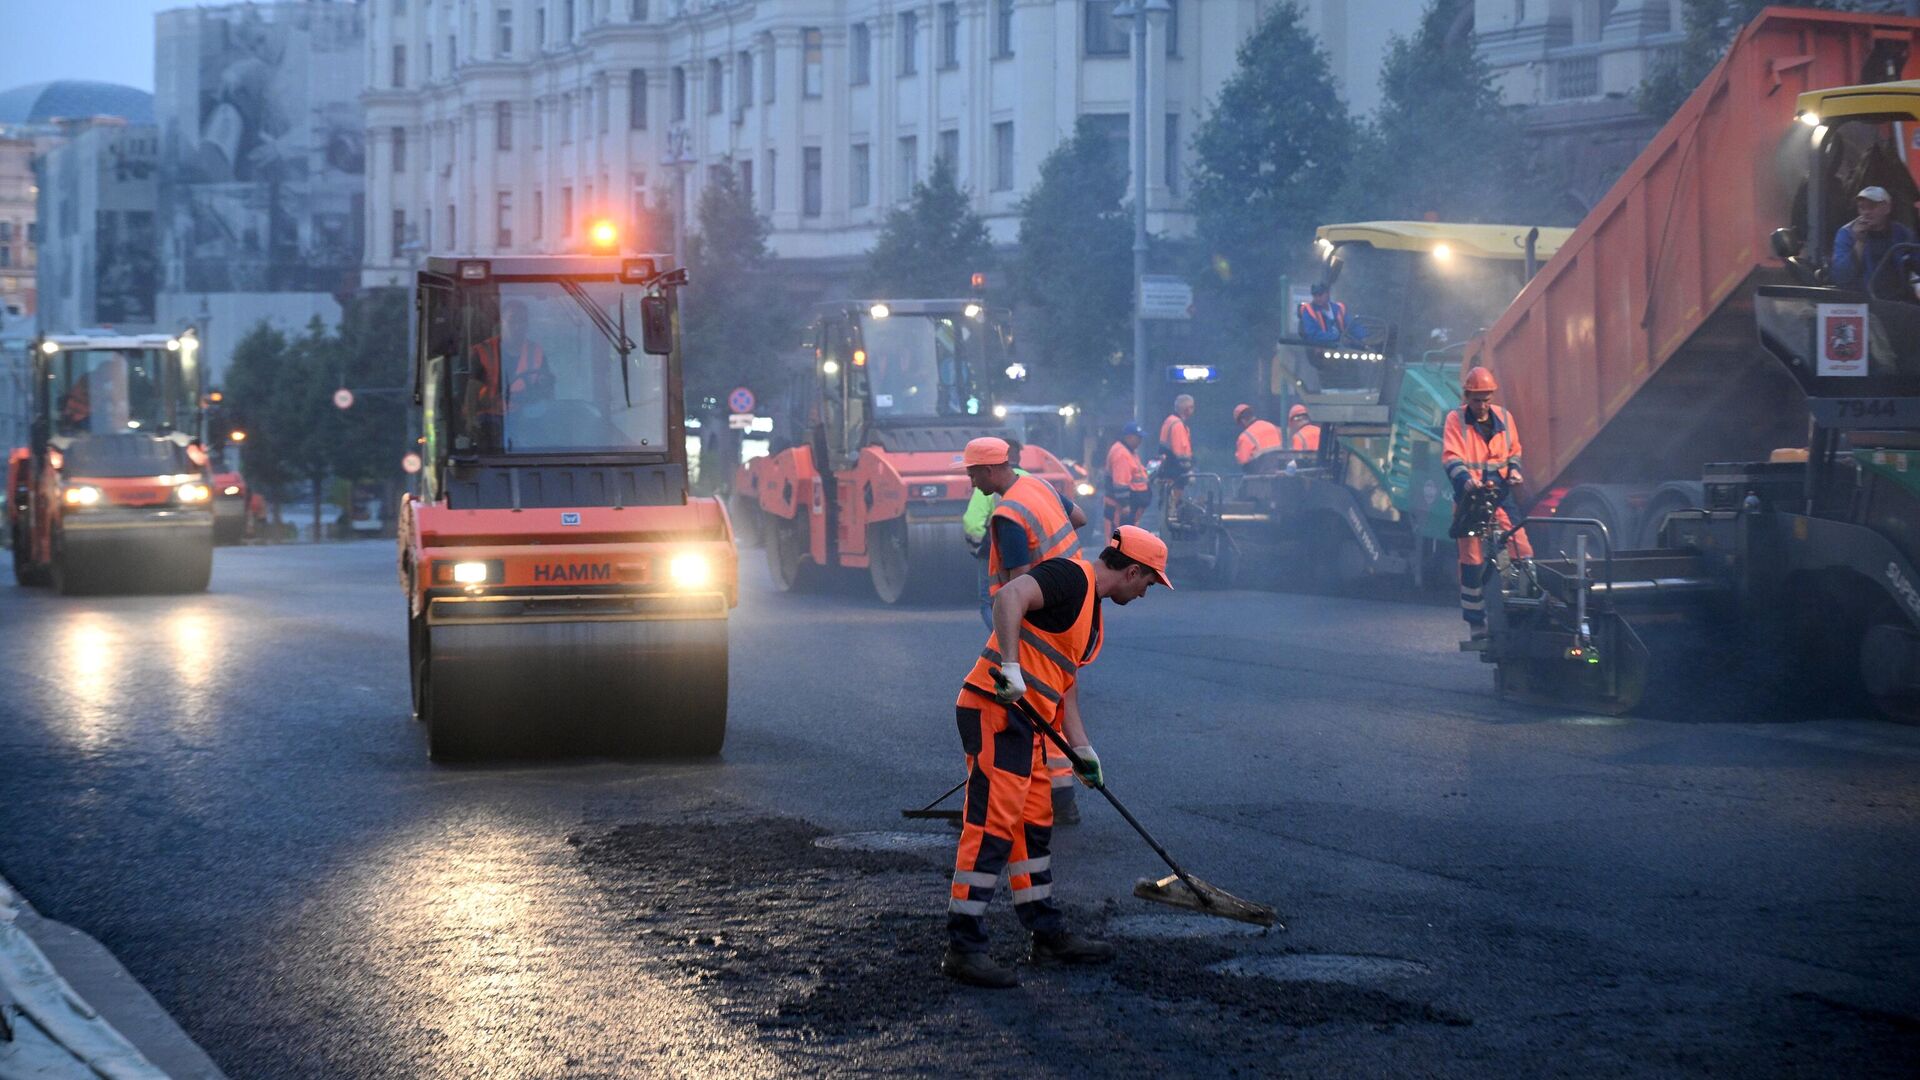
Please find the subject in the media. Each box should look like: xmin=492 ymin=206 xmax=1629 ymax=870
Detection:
xmin=1157 ymin=394 xmax=1195 ymax=519
xmin=1232 ymin=404 xmax=1285 ymax=473
xmin=943 ymin=524 xmax=1173 ymax=989
xmin=1443 ymin=367 xmax=1533 ymax=641
xmin=1103 ymin=423 xmax=1151 ymax=532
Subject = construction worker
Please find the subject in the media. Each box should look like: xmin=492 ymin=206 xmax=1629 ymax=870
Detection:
xmin=1831 ymin=186 xmax=1919 ymax=296
xmin=1288 ymin=403 xmax=1321 ymax=453
xmin=963 ymin=438 xmax=1029 ymax=629
xmin=1297 ymin=282 xmax=1348 ymax=345
xmin=468 ymin=299 xmax=550 ymax=437
xmin=1232 ymin=404 xmax=1285 ymax=473
xmin=966 ymin=436 xmax=1091 ymax=822
xmin=1443 ymin=366 xmax=1533 ymax=641
xmin=943 ymin=523 xmax=1174 ymax=989
xmin=1156 ymin=394 xmax=1196 ymax=519
xmin=1103 ymin=423 xmax=1151 ymax=532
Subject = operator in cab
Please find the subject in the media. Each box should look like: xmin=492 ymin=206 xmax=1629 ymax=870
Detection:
xmin=466 ymin=299 xmax=551 ymax=439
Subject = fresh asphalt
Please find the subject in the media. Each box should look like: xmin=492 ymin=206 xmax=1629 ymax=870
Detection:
xmin=1 ymin=541 xmax=1917 ymax=1077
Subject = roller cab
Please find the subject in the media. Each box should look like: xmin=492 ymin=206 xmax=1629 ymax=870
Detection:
xmin=400 ymin=253 xmax=735 ymax=759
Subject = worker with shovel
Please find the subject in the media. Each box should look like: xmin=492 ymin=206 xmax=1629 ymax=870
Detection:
xmin=942 ymin=515 xmax=1173 ymax=989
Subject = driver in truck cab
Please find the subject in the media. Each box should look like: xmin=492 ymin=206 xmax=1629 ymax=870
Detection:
xmin=468 ymin=299 xmax=550 ymax=424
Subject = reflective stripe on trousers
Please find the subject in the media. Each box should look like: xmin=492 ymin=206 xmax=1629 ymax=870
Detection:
xmin=949 ymin=700 xmax=1064 ymax=951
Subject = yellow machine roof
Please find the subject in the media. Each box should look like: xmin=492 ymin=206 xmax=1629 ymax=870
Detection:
xmin=1316 ymin=221 xmax=1575 ymax=262
xmin=1795 ymin=80 xmax=1920 ymax=124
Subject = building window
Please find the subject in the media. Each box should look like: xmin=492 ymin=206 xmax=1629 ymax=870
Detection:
xmin=392 ymin=44 xmax=407 ymax=88
xmin=1165 ymin=0 xmax=1179 ymax=56
xmin=533 ymin=190 xmax=544 ymax=240
xmin=738 ymin=50 xmax=753 ymax=109
xmin=496 ymin=8 xmax=513 ymax=56
xmin=940 ymin=3 xmax=960 ymax=69
xmin=672 ymin=66 xmax=687 ymax=120
xmin=802 ymin=28 xmax=823 ymax=97
xmin=537 ymin=6 xmax=546 ymax=46
xmin=562 ymin=93 xmax=574 ymax=143
xmin=992 ymin=121 xmax=1014 ymax=191
xmin=938 ymin=128 xmax=959 ymax=170
xmin=1085 ymin=113 xmax=1129 ymax=178
xmin=391 ymin=210 xmax=407 ymax=258
xmin=1164 ymin=112 xmax=1180 ymax=193
xmin=897 ymin=12 xmax=919 ymax=76
xmin=561 ymin=187 xmax=574 ymax=236
xmin=629 ymin=174 xmax=647 ymax=229
xmin=447 ymin=34 xmax=456 ymax=71
xmin=850 ymin=143 xmax=870 ymax=207
xmin=738 ymin=159 xmax=753 ymax=201
xmin=391 ymin=126 xmax=407 ymax=173
xmin=1085 ymin=2 xmax=1127 ymax=56
xmin=496 ymin=102 xmax=513 ymax=150
xmin=708 ymin=58 xmax=724 ymax=114
xmin=447 ymin=204 xmax=457 ymax=249
xmin=629 ymin=70 xmax=648 ymax=129
xmin=564 ymin=0 xmax=575 ymax=39
xmin=532 ymin=101 xmax=545 ymax=146
xmin=896 ymin=135 xmax=918 ymax=202
xmin=630 ymin=0 xmax=648 ymax=20
xmin=762 ymin=40 xmax=776 ymax=103
xmin=597 ymin=82 xmax=609 ymax=132
xmin=707 ymin=163 xmax=731 ymax=190
xmin=851 ymin=22 xmax=870 ymax=85
xmin=802 ymin=147 xmax=823 ymax=218
xmin=425 ymin=41 xmax=433 ymax=78
xmin=995 ymin=0 xmax=1015 ymax=58
xmin=496 ymin=191 xmax=513 ymax=249
xmin=765 ymin=149 xmax=776 ymax=211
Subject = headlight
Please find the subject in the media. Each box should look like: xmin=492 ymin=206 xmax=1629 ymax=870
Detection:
xmin=176 ymin=482 xmax=212 ymax=503
xmin=451 ymin=561 xmax=490 ymax=585
xmin=668 ymin=552 xmax=712 ymax=588
xmin=1075 ymin=481 xmax=1096 ymax=497
xmin=431 ymin=559 xmax=501 ymax=586
xmin=63 ymin=485 xmax=101 ymax=507
xmin=222 ymin=485 xmax=242 ymax=496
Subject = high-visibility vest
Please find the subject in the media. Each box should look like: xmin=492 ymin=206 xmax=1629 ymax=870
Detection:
xmin=1298 ymin=300 xmax=1347 ymax=339
xmin=1158 ymin=414 xmax=1192 ymax=459
xmin=959 ymin=555 xmax=1104 ymax=725
xmin=987 ymin=473 xmax=1078 ymax=592
xmin=1290 ymin=424 xmax=1321 ymax=452
xmin=1442 ymin=404 xmax=1523 ymax=485
xmin=470 ymin=337 xmax=546 ymax=413
xmin=1105 ymin=440 xmax=1150 ymax=495
xmin=1234 ymin=419 xmax=1285 ymax=465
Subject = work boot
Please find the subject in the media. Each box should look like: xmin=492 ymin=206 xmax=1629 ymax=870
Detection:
xmin=1053 ymin=787 xmax=1081 ymax=826
xmin=942 ymin=947 xmax=1019 ymax=989
xmin=1029 ymin=931 xmax=1117 ymax=966
xmin=1470 ymin=626 xmax=1489 ymax=642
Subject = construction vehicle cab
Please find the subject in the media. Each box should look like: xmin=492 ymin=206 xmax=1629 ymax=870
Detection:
xmin=753 ymin=298 xmax=1074 ymax=603
xmin=401 ymin=253 xmax=736 ymax=759
xmin=8 ymin=331 xmax=215 ymax=593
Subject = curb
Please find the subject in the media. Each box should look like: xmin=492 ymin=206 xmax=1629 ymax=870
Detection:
xmin=0 ymin=877 xmax=225 ymax=1079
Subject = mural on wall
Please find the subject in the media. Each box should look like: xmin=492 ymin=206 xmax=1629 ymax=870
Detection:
xmin=95 ymin=210 xmax=158 ymax=324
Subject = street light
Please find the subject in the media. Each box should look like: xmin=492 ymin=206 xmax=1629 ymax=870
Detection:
xmin=1114 ymin=0 xmax=1172 ymax=429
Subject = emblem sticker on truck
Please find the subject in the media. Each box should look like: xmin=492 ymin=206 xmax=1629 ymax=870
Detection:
xmin=561 ymin=512 xmax=581 ymax=526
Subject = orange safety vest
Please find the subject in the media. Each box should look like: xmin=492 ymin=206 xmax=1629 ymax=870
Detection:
xmin=1158 ymin=414 xmax=1192 ymax=460
xmin=1234 ymin=419 xmax=1285 ymax=465
xmin=1298 ymin=300 xmax=1348 ymax=338
xmin=988 ymin=473 xmax=1079 ymax=592
xmin=958 ymin=555 xmax=1104 ymax=725
xmin=1442 ymin=404 xmax=1523 ymax=486
xmin=470 ymin=337 xmax=547 ymax=414
xmin=1290 ymin=424 xmax=1321 ymax=452
xmin=1105 ymin=440 xmax=1150 ymax=494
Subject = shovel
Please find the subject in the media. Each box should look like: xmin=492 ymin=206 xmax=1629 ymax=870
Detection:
xmin=1009 ymin=697 xmax=1281 ymax=929
xmin=901 ymin=778 xmax=966 ymax=822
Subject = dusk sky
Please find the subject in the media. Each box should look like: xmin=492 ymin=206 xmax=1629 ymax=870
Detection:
xmin=4 ymin=0 xmax=195 ymax=94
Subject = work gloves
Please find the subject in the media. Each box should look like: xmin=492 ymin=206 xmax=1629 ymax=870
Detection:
xmin=993 ymin=663 xmax=1027 ymax=703
xmin=1072 ymin=746 xmax=1103 ymax=789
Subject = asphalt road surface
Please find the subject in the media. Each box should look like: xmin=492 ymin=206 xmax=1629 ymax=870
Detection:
xmin=2 ymin=541 xmax=1918 ymax=1077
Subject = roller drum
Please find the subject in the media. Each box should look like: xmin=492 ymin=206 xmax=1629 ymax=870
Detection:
xmin=869 ymin=517 xmax=979 ymax=604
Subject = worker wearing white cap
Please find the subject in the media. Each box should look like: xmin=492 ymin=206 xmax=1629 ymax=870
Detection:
xmin=1831 ymin=185 xmax=1918 ymax=295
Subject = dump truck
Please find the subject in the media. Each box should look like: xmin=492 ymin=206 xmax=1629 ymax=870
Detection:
xmin=750 ymin=299 xmax=1076 ymax=603
xmin=8 ymin=331 xmax=216 ymax=594
xmin=399 ymin=250 xmax=736 ymax=759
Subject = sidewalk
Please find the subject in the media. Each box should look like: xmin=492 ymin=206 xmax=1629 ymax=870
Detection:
xmin=0 ymin=875 xmax=224 ymax=1079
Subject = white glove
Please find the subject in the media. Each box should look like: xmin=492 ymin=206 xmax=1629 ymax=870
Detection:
xmin=994 ymin=662 xmax=1026 ymax=702
xmin=1072 ymin=745 xmax=1103 ymax=788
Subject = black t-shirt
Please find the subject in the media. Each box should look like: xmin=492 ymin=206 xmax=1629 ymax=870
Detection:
xmin=1023 ymin=557 xmax=1101 ymax=660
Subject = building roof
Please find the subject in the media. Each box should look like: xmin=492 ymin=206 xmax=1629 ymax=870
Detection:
xmin=1316 ymin=221 xmax=1576 ymax=262
xmin=0 ymin=81 xmax=154 ymax=127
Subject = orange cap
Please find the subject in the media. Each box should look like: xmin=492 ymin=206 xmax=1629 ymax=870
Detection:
xmin=1233 ymin=403 xmax=1254 ymax=422
xmin=1463 ymin=366 xmax=1499 ymax=393
xmin=962 ymin=436 xmax=1011 ymax=467
xmin=1108 ymin=525 xmax=1174 ymax=589
xmin=1288 ymin=403 xmax=1309 ymax=420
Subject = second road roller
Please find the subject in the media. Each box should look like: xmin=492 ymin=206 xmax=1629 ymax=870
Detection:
xmin=399 ymin=246 xmax=736 ymax=759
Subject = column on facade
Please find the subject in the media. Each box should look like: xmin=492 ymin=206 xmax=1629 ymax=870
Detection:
xmin=1016 ymin=0 xmax=1061 ymax=193
xmin=962 ymin=0 xmax=990 ymax=217
xmin=772 ymin=26 xmax=804 ymax=230
xmin=872 ymin=15 xmax=897 ymax=209
xmin=822 ymin=24 xmax=850 ymax=230
xmin=1143 ymin=3 xmax=1170 ymax=214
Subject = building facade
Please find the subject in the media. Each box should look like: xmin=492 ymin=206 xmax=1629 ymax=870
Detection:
xmin=0 ymin=136 xmax=35 ymax=320
xmin=359 ymin=0 xmax=1423 ymax=287
xmin=34 ymin=119 xmax=164 ymax=335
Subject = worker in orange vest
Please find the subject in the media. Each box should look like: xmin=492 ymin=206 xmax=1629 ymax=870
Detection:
xmin=467 ymin=299 xmax=550 ymax=441
xmin=1156 ymin=394 xmax=1196 ymax=519
xmin=1103 ymin=422 xmax=1151 ymax=532
xmin=1287 ymin=403 xmax=1321 ymax=453
xmin=1297 ymin=282 xmax=1348 ymax=345
xmin=1443 ymin=367 xmax=1533 ymax=641
xmin=1232 ymin=404 xmax=1285 ymax=472
xmin=943 ymin=524 xmax=1173 ymax=988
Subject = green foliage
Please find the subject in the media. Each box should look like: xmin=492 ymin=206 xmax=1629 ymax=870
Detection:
xmin=1636 ymin=0 xmax=1842 ymax=119
xmin=1013 ymin=118 xmax=1135 ymax=404
xmin=1188 ymin=1 xmax=1353 ymax=352
xmin=860 ymin=156 xmax=995 ymax=298
xmin=681 ymin=164 xmax=795 ymax=405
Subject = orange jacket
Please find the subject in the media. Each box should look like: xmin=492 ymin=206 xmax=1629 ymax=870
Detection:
xmin=470 ymin=337 xmax=547 ymax=414
xmin=1234 ymin=419 xmax=1284 ymax=465
xmin=1105 ymin=440 xmax=1149 ymax=494
xmin=988 ymin=473 xmax=1079 ymax=591
xmin=1442 ymin=404 xmax=1523 ymax=491
xmin=959 ymin=556 xmax=1104 ymax=725
xmin=1290 ymin=424 xmax=1321 ymax=452
xmin=1158 ymin=413 xmax=1192 ymax=460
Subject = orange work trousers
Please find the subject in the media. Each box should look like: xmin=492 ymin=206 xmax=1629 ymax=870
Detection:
xmin=948 ymin=694 xmax=1065 ymax=952
xmin=1458 ymin=508 xmax=1532 ymax=626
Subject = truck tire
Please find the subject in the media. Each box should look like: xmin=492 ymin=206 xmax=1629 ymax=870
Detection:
xmin=167 ymin=537 xmax=214 ymax=593
xmin=11 ymin=522 xmax=47 ymax=586
xmin=1544 ymin=484 xmax=1648 ymax=560
xmin=766 ymin=515 xmax=822 ymax=592
xmin=868 ymin=519 xmax=975 ymax=604
xmin=50 ymin=528 xmax=89 ymax=596
xmin=408 ymin=614 xmax=430 ymax=723
xmin=1637 ymin=482 xmax=1707 ymax=549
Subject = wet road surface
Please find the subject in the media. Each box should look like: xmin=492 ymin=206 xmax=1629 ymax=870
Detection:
xmin=2 ymin=541 xmax=1918 ymax=1076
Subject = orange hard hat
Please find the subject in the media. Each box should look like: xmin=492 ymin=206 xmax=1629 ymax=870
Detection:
xmin=962 ymin=436 xmax=1011 ymax=467
xmin=1288 ymin=403 xmax=1310 ymax=421
xmin=1233 ymin=403 xmax=1254 ymax=422
xmin=1108 ymin=525 xmax=1173 ymax=589
xmin=1463 ymin=366 xmax=1499 ymax=394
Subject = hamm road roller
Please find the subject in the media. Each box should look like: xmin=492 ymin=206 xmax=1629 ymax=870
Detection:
xmin=399 ymin=252 xmax=736 ymax=759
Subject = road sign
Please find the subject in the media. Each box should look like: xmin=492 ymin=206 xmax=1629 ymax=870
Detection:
xmin=728 ymin=386 xmax=756 ymax=413
xmin=401 ymin=452 xmax=422 ymax=475
xmin=332 ymin=387 xmax=355 ymax=410
xmin=1139 ymin=275 xmax=1194 ymax=320
xmin=728 ymin=413 xmax=757 ymax=430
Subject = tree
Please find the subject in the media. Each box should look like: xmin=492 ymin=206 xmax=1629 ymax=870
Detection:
xmin=1637 ymin=1 xmax=1844 ymax=119
xmin=330 ymin=288 xmax=411 ymax=487
xmin=1013 ymin=118 xmax=1135 ymax=406
xmin=1188 ymin=1 xmax=1353 ymax=357
xmin=860 ymin=156 xmax=995 ymax=298
xmin=681 ymin=163 xmax=794 ymax=407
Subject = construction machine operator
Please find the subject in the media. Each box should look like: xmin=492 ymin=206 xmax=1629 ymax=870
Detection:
xmin=1444 ymin=367 xmax=1533 ymax=641
xmin=1156 ymin=394 xmax=1196 ymax=518
xmin=1831 ymin=186 xmax=1919 ymax=298
xmin=943 ymin=520 xmax=1173 ymax=989
xmin=1103 ymin=422 xmax=1151 ymax=532
xmin=466 ymin=299 xmax=551 ymax=434
xmin=1232 ymin=404 xmax=1285 ymax=473
xmin=1297 ymin=282 xmax=1349 ymax=345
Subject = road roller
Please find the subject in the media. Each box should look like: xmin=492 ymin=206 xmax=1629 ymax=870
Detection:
xmin=9 ymin=331 xmax=216 ymax=594
xmin=399 ymin=250 xmax=736 ymax=759
xmin=748 ymin=298 xmax=1075 ymax=604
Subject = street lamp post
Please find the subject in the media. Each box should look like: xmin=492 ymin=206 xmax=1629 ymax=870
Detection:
xmin=1116 ymin=0 xmax=1171 ymax=429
